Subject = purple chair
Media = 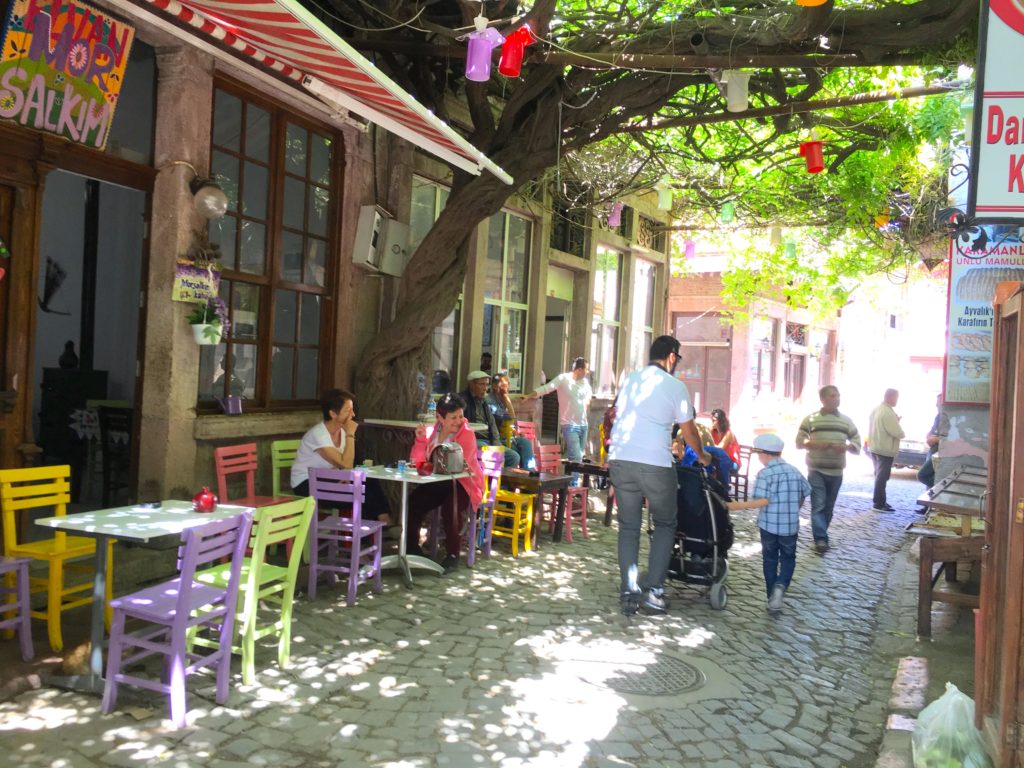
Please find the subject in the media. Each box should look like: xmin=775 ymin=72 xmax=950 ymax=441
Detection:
xmin=426 ymin=447 xmax=504 ymax=567
xmin=101 ymin=512 xmax=253 ymax=729
xmin=0 ymin=556 xmax=33 ymax=660
xmin=307 ymin=468 xmax=385 ymax=605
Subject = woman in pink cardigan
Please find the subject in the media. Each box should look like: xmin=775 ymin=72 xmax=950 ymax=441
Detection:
xmin=408 ymin=392 xmax=485 ymax=573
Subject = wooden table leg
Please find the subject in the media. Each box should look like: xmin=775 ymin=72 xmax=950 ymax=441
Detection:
xmin=918 ymin=536 xmax=934 ymax=638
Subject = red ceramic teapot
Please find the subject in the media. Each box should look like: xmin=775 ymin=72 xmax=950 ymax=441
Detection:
xmin=192 ymin=486 xmax=218 ymax=513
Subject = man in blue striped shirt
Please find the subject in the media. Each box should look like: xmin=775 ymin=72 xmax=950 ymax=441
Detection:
xmin=742 ymin=433 xmax=811 ymax=612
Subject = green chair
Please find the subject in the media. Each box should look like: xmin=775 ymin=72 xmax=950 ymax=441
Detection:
xmin=270 ymin=439 xmax=300 ymax=499
xmin=194 ymin=497 xmax=314 ymax=685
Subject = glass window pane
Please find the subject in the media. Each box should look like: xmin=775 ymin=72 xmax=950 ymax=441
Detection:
xmin=283 ymin=177 xmax=305 ymax=230
xmin=281 ymin=231 xmax=303 ymax=283
xmin=482 ymin=303 xmax=496 ymax=363
xmin=597 ymin=324 xmax=618 ymax=395
xmin=242 ymin=161 xmax=268 ymax=219
xmin=274 ymin=289 xmax=297 ymax=343
xmin=431 ymin=309 xmax=457 ymax=392
xmin=305 ymin=238 xmax=326 ymax=288
xmin=506 ymin=215 xmax=530 ymax=304
xmin=678 ymin=347 xmax=704 ymax=379
xmin=308 ymin=184 xmax=328 ymax=236
xmin=271 ymin=346 xmax=294 ymax=400
xmin=300 ymin=293 xmax=320 ymax=344
xmin=212 ymin=90 xmax=241 ymax=151
xmin=708 ymin=347 xmax=731 ymax=380
xmin=502 ymin=308 xmax=526 ymax=393
xmin=484 ymin=213 xmax=505 ymax=300
xmin=198 ymin=343 xmax=226 ymax=399
xmin=211 ymin=150 xmax=239 ymax=212
xmin=245 ymin=105 xmax=270 ymax=162
xmin=232 ymin=344 xmax=257 ymax=399
xmin=410 ymin=179 xmax=438 ymax=250
xmin=296 ymin=349 xmax=319 ymax=400
xmin=285 ymin=123 xmax=307 ymax=175
xmin=209 ymin=217 xmax=237 ymax=271
xmin=239 ymin=221 xmax=266 ymax=275
xmin=310 ymin=133 xmax=331 ymax=183
xmin=231 ymin=283 xmax=260 ymax=340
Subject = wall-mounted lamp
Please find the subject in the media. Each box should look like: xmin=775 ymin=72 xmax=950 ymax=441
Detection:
xmin=759 ymin=336 xmax=772 ymax=352
xmin=168 ymin=161 xmax=229 ymax=220
xmin=783 ymin=339 xmax=793 ymax=354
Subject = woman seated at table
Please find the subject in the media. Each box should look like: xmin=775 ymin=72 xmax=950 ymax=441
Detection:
xmin=408 ymin=392 xmax=485 ymax=573
xmin=291 ymin=388 xmax=391 ymax=524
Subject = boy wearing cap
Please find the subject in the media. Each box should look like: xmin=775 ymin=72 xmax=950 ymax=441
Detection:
xmin=735 ymin=433 xmax=811 ymax=612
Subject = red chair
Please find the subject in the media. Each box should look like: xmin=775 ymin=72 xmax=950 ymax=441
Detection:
xmin=536 ymin=444 xmax=589 ymax=542
xmin=214 ymin=443 xmax=295 ymax=555
xmin=515 ymin=420 xmax=539 ymax=457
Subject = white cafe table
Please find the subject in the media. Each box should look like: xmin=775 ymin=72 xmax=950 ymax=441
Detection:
xmin=357 ymin=465 xmax=468 ymax=587
xmin=35 ymin=500 xmax=253 ymax=694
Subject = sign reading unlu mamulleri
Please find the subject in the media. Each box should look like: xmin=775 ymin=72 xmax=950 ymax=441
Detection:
xmin=970 ymin=0 xmax=1024 ymax=217
xmin=0 ymin=0 xmax=134 ymax=150
xmin=944 ymin=228 xmax=1024 ymax=404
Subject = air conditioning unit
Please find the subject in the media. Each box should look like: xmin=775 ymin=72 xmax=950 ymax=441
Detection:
xmin=352 ymin=205 xmax=410 ymax=276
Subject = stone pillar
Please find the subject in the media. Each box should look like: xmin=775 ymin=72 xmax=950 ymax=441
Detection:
xmin=136 ymin=47 xmax=214 ymax=500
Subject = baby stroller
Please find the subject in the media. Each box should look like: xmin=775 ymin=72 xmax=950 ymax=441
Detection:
xmin=662 ymin=463 xmax=734 ymax=610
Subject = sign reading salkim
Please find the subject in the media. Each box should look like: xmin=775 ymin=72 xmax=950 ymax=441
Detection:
xmin=0 ymin=0 xmax=134 ymax=150
xmin=972 ymin=0 xmax=1024 ymax=215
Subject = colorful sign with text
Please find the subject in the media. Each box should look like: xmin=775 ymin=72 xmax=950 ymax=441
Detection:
xmin=944 ymin=227 xmax=1024 ymax=404
xmin=173 ymin=259 xmax=220 ymax=304
xmin=0 ymin=0 xmax=134 ymax=149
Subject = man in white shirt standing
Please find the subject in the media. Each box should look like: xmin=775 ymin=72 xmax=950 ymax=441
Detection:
xmin=524 ymin=357 xmax=593 ymax=480
xmin=609 ymin=336 xmax=711 ymax=617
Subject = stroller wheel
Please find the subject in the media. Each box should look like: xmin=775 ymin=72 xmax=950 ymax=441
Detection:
xmin=709 ymin=582 xmax=728 ymax=610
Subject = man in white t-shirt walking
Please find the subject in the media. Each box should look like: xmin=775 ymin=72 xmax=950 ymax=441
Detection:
xmin=609 ymin=336 xmax=711 ymax=616
xmin=524 ymin=357 xmax=593 ymax=480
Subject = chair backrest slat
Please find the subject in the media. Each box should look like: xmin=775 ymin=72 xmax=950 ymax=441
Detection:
xmin=0 ymin=466 xmax=71 ymax=552
xmin=175 ymin=513 xmax=252 ymax=632
xmin=478 ymin=448 xmax=504 ymax=504
xmin=308 ymin=469 xmax=366 ymax=521
xmin=536 ymin=444 xmax=562 ymax=474
xmin=270 ymin=440 xmax=300 ymax=498
xmin=214 ymin=444 xmax=259 ymax=501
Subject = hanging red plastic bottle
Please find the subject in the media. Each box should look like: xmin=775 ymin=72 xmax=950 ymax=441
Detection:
xmin=498 ymin=24 xmax=535 ymax=78
xmin=799 ymin=140 xmax=824 ymax=173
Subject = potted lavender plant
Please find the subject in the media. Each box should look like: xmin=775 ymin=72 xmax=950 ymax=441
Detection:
xmin=187 ymin=296 xmax=231 ymax=345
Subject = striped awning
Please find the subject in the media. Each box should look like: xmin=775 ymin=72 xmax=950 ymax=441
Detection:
xmin=131 ymin=0 xmax=512 ymax=184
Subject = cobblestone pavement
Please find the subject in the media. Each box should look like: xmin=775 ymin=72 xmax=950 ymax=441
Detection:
xmin=0 ymin=460 xmax=944 ymax=768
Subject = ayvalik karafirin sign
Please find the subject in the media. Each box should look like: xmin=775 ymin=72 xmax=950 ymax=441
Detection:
xmin=0 ymin=0 xmax=134 ymax=150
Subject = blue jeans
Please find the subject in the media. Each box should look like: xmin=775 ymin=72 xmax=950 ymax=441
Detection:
xmin=562 ymin=424 xmax=588 ymax=484
xmin=918 ymin=452 xmax=935 ymax=489
xmin=610 ymin=460 xmax=678 ymax=593
xmin=760 ymin=528 xmax=797 ymax=596
xmin=809 ymin=470 xmax=843 ymax=544
xmin=512 ymin=435 xmax=535 ymax=469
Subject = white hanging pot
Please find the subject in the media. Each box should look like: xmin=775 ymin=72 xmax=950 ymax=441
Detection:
xmin=191 ymin=323 xmax=222 ymax=345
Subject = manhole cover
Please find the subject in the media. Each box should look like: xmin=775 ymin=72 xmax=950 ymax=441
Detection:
xmin=576 ymin=655 xmax=706 ymax=696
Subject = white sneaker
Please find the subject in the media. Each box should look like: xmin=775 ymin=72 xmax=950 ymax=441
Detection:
xmin=767 ymin=584 xmax=785 ymax=611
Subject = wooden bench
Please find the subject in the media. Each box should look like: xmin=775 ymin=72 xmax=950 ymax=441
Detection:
xmin=917 ymin=534 xmax=983 ymax=638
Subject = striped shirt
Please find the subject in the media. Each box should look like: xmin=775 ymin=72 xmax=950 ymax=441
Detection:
xmin=795 ymin=410 xmax=861 ymax=476
xmin=753 ymin=459 xmax=812 ymax=536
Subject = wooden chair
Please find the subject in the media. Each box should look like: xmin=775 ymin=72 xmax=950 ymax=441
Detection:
xmin=194 ymin=497 xmax=314 ymax=684
xmin=0 ymin=465 xmax=114 ymax=652
xmin=515 ymin=420 xmax=539 ymax=457
xmin=307 ymin=469 xmax=384 ymax=605
xmin=730 ymin=445 xmax=753 ymax=501
xmin=536 ymin=444 xmax=589 ymax=542
xmin=97 ymin=406 xmax=133 ymax=507
xmin=102 ymin=512 xmax=253 ymax=728
xmin=0 ymin=556 xmax=33 ymax=660
xmin=270 ymin=439 xmax=300 ymax=499
xmin=215 ymin=443 xmax=294 ymax=556
xmin=425 ymin=447 xmax=504 ymax=567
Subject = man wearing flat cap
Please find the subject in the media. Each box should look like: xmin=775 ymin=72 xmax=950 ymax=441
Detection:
xmin=461 ymin=370 xmax=521 ymax=468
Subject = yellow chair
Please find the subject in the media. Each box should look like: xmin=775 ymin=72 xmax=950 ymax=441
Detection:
xmin=0 ymin=466 xmax=113 ymax=651
xmin=598 ymin=423 xmax=607 ymax=464
xmin=270 ymin=439 xmax=300 ymax=499
xmin=492 ymin=481 xmax=535 ymax=558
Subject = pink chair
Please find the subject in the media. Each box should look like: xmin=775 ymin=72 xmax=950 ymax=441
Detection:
xmin=101 ymin=512 xmax=253 ymax=729
xmin=307 ymin=469 xmax=384 ymax=605
xmin=0 ymin=556 xmax=33 ymax=661
xmin=214 ymin=443 xmax=295 ymax=556
xmin=536 ymin=444 xmax=589 ymax=542
xmin=426 ymin=447 xmax=504 ymax=567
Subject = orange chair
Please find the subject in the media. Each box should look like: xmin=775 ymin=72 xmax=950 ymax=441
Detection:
xmin=214 ymin=443 xmax=295 ymax=555
xmin=0 ymin=466 xmax=113 ymax=651
xmin=536 ymin=444 xmax=589 ymax=542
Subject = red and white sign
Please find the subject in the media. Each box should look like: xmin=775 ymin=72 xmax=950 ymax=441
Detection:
xmin=973 ymin=0 xmax=1024 ymax=215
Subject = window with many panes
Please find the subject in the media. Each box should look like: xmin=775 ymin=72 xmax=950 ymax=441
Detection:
xmin=198 ymin=85 xmax=338 ymax=407
xmin=482 ymin=211 xmax=531 ymax=393
xmin=628 ymin=258 xmax=657 ymax=371
xmin=590 ymin=246 xmax=622 ymax=395
xmin=410 ymin=176 xmax=460 ymax=394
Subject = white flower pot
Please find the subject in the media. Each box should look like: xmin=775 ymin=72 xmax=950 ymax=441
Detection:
xmin=191 ymin=323 xmax=222 ymax=345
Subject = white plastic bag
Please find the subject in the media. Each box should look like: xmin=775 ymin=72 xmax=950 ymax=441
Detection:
xmin=912 ymin=682 xmax=991 ymax=768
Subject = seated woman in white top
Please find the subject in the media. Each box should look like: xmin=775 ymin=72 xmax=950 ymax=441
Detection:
xmin=291 ymin=388 xmax=391 ymax=524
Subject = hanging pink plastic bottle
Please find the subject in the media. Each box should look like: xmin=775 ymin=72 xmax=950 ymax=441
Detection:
xmin=607 ymin=201 xmax=624 ymax=228
xmin=498 ymin=24 xmax=535 ymax=78
xmin=465 ymin=27 xmax=505 ymax=82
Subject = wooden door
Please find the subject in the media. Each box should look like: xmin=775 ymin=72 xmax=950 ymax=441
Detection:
xmin=979 ymin=284 xmax=1024 ymax=766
